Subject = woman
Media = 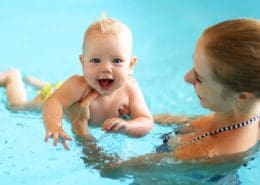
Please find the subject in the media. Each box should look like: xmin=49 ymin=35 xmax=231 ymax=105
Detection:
xmin=154 ymin=18 xmax=260 ymax=160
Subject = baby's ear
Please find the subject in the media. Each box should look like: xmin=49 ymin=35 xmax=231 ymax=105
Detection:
xmin=129 ymin=56 xmax=137 ymax=74
xmin=79 ymin=54 xmax=84 ymax=65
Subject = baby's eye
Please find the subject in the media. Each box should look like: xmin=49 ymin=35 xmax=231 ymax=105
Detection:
xmin=90 ymin=58 xmax=101 ymax=63
xmin=113 ymin=58 xmax=123 ymax=63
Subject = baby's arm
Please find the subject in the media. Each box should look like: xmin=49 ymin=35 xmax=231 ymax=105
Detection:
xmin=103 ymin=80 xmax=153 ymax=137
xmin=127 ymin=84 xmax=154 ymax=136
xmin=43 ymin=75 xmax=90 ymax=149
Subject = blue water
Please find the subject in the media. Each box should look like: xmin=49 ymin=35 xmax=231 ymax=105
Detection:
xmin=1 ymin=0 xmax=260 ymax=184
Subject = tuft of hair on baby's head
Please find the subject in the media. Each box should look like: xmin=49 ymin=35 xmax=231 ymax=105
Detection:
xmin=82 ymin=15 xmax=133 ymax=51
xmin=88 ymin=15 xmax=131 ymax=34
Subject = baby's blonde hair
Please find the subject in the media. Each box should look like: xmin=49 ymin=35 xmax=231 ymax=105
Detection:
xmin=82 ymin=17 xmax=133 ymax=51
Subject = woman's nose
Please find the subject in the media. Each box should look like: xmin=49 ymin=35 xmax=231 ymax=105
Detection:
xmin=184 ymin=70 xmax=195 ymax=85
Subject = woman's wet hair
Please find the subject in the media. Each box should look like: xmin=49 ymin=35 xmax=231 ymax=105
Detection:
xmin=202 ymin=19 xmax=260 ymax=97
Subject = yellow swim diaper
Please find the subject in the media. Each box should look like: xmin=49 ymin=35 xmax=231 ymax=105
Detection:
xmin=39 ymin=82 xmax=63 ymax=100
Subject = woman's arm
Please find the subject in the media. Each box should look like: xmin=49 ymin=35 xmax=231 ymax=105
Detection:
xmin=153 ymin=114 xmax=200 ymax=125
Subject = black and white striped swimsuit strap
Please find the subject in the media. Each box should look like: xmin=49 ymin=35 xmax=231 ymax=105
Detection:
xmin=191 ymin=114 xmax=260 ymax=143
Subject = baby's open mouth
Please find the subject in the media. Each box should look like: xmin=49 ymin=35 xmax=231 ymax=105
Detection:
xmin=98 ymin=79 xmax=114 ymax=90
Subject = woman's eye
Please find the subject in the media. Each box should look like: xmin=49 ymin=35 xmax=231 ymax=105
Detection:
xmin=90 ymin=58 xmax=100 ymax=63
xmin=194 ymin=75 xmax=202 ymax=83
xmin=113 ymin=58 xmax=123 ymax=63
xmin=192 ymin=69 xmax=202 ymax=84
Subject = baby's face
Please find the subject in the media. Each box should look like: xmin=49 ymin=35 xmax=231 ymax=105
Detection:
xmin=81 ymin=32 xmax=135 ymax=95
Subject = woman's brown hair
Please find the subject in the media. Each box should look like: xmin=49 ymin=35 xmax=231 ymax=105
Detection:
xmin=203 ymin=19 xmax=260 ymax=97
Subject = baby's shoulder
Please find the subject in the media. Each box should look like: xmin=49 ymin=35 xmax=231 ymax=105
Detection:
xmin=68 ymin=74 xmax=85 ymax=82
xmin=127 ymin=76 xmax=137 ymax=82
xmin=123 ymin=77 xmax=145 ymax=99
xmin=66 ymin=75 xmax=87 ymax=85
xmin=126 ymin=76 xmax=139 ymax=88
xmin=62 ymin=75 xmax=89 ymax=92
xmin=124 ymin=77 xmax=140 ymax=92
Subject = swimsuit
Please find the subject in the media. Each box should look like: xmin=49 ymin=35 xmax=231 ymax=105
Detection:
xmin=155 ymin=131 xmax=176 ymax=153
xmin=38 ymin=82 xmax=63 ymax=100
xmin=156 ymin=114 xmax=260 ymax=153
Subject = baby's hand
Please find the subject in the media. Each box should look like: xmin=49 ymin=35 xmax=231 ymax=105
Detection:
xmin=44 ymin=123 xmax=72 ymax=150
xmin=102 ymin=118 xmax=129 ymax=133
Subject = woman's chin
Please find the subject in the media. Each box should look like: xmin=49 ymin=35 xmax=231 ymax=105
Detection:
xmin=199 ymin=100 xmax=208 ymax=109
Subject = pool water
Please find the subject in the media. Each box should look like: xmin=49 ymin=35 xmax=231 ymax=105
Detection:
xmin=0 ymin=0 xmax=260 ymax=184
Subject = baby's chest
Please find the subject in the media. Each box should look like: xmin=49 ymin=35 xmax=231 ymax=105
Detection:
xmin=89 ymin=96 xmax=129 ymax=123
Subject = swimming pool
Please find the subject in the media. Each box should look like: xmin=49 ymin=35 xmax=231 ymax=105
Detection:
xmin=0 ymin=0 xmax=260 ymax=184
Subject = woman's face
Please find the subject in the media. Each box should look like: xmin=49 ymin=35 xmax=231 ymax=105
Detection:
xmin=185 ymin=37 xmax=237 ymax=112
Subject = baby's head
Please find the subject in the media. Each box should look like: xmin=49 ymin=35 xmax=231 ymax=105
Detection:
xmin=80 ymin=18 xmax=137 ymax=95
xmin=82 ymin=18 xmax=133 ymax=52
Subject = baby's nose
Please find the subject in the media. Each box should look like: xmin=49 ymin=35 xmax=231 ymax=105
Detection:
xmin=100 ymin=62 xmax=112 ymax=73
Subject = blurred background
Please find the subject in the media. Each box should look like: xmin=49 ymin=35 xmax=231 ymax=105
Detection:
xmin=1 ymin=0 xmax=259 ymax=115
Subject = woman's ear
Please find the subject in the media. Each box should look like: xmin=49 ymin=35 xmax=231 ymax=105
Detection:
xmin=238 ymin=92 xmax=254 ymax=101
xmin=129 ymin=56 xmax=137 ymax=74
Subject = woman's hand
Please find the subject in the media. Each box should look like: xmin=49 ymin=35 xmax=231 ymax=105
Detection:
xmin=79 ymin=90 xmax=99 ymax=120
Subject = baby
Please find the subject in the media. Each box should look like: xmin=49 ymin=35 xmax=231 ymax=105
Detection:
xmin=43 ymin=18 xmax=154 ymax=149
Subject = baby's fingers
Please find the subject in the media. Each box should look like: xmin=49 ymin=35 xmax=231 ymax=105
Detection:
xmin=107 ymin=122 xmax=119 ymax=131
xmin=112 ymin=123 xmax=126 ymax=133
xmin=61 ymin=134 xmax=71 ymax=150
xmin=53 ymin=132 xmax=60 ymax=146
xmin=104 ymin=119 xmax=123 ymax=132
xmin=103 ymin=119 xmax=117 ymax=131
xmin=102 ymin=118 xmax=113 ymax=128
xmin=45 ymin=132 xmax=53 ymax=142
xmin=59 ymin=132 xmax=72 ymax=141
xmin=62 ymin=140 xmax=70 ymax=150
